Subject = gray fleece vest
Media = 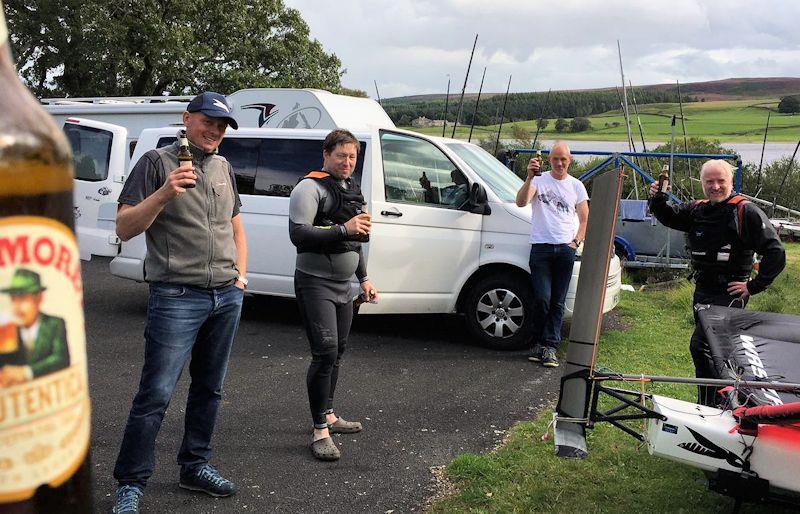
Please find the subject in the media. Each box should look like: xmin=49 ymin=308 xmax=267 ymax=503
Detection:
xmin=144 ymin=143 xmax=238 ymax=287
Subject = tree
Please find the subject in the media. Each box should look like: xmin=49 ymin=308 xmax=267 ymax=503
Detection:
xmin=778 ymin=95 xmax=800 ymax=114
xmin=4 ymin=0 xmax=345 ymax=97
xmin=554 ymin=118 xmax=569 ymax=132
xmin=570 ymin=117 xmax=591 ymax=132
xmin=536 ymin=118 xmax=549 ymax=131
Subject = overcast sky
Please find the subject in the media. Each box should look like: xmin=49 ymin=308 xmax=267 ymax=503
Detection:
xmin=283 ymin=0 xmax=800 ymax=99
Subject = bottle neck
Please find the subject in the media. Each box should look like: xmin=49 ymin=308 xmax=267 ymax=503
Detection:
xmin=0 ymin=3 xmax=7 ymax=49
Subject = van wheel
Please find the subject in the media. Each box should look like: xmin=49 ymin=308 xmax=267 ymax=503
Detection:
xmin=464 ymin=274 xmax=534 ymax=350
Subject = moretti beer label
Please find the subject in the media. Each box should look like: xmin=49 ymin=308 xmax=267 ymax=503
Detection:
xmin=0 ymin=217 xmax=89 ymax=502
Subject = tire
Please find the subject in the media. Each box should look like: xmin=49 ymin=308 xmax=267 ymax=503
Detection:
xmin=463 ymin=273 xmax=534 ymax=350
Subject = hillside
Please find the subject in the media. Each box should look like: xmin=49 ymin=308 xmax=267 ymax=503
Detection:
xmin=385 ymin=77 xmax=800 ymax=104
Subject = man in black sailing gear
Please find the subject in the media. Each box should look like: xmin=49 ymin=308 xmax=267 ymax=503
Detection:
xmin=649 ymin=159 xmax=785 ymax=406
xmin=289 ymin=128 xmax=378 ymax=461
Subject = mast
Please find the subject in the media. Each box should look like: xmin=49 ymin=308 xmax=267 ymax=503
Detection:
xmin=468 ymin=66 xmax=487 ymax=142
xmin=493 ymin=75 xmax=512 ymax=156
xmin=756 ymin=110 xmax=771 ymax=197
xmin=676 ymin=80 xmax=692 ymax=197
xmin=452 ymin=33 xmax=479 ymax=138
xmin=531 ymin=89 xmax=552 ymax=150
xmin=442 ymin=75 xmax=451 ymax=137
xmin=374 ymin=80 xmax=382 ymax=107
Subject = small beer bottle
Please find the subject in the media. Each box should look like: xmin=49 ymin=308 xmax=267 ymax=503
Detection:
xmin=657 ymin=164 xmax=670 ymax=194
xmin=0 ymin=3 xmax=93 ymax=512
xmin=534 ymin=150 xmax=543 ymax=176
xmin=177 ymin=129 xmax=195 ymax=188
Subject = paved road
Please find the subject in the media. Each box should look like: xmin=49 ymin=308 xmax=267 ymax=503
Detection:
xmin=83 ymin=257 xmax=561 ymax=513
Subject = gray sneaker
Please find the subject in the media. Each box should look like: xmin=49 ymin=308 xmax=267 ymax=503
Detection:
xmin=179 ymin=464 xmax=237 ymax=497
xmin=527 ymin=344 xmax=544 ymax=362
xmin=112 ymin=485 xmax=143 ymax=514
xmin=541 ymin=347 xmax=559 ymax=368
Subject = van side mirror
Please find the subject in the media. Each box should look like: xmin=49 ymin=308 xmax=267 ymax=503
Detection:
xmin=465 ymin=183 xmax=491 ymax=215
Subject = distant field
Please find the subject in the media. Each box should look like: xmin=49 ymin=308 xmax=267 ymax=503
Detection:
xmin=406 ymin=99 xmax=800 ymax=143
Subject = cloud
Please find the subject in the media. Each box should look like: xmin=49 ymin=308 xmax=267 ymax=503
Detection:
xmin=284 ymin=0 xmax=800 ymax=98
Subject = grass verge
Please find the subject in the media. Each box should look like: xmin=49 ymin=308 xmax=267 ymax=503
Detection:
xmin=429 ymin=243 xmax=800 ymax=513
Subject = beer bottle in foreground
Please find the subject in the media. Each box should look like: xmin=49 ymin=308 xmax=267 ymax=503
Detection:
xmin=177 ymin=129 xmax=195 ymax=188
xmin=0 ymin=3 xmax=93 ymax=512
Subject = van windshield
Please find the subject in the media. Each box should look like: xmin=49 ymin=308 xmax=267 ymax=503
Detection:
xmin=446 ymin=143 xmax=521 ymax=202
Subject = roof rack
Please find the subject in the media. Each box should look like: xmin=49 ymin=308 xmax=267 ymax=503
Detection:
xmin=41 ymin=95 xmax=194 ymax=105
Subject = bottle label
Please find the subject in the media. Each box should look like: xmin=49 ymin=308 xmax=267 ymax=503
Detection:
xmin=0 ymin=217 xmax=90 ymax=503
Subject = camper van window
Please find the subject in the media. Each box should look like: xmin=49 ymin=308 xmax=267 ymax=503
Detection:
xmin=155 ymin=136 xmax=365 ymax=198
xmin=219 ymin=138 xmax=260 ymax=195
xmin=255 ymin=139 xmax=365 ymax=197
xmin=64 ymin=124 xmax=113 ymax=182
xmin=379 ymin=131 xmax=464 ymax=208
xmin=156 ymin=136 xmax=259 ymax=195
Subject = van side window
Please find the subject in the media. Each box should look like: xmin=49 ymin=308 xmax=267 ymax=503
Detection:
xmin=154 ymin=136 xmax=366 ymax=197
xmin=219 ymin=138 xmax=259 ymax=195
xmin=380 ymin=131 xmax=466 ymax=208
xmin=64 ymin=124 xmax=113 ymax=182
xmin=155 ymin=137 xmax=260 ymax=195
xmin=256 ymin=139 xmax=365 ymax=197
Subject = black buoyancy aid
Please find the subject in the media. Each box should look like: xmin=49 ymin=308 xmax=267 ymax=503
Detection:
xmin=687 ymin=194 xmax=754 ymax=283
xmin=297 ymin=170 xmax=367 ymax=254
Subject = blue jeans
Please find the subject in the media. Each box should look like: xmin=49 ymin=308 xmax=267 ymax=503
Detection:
xmin=529 ymin=243 xmax=576 ymax=349
xmin=113 ymin=282 xmax=244 ymax=489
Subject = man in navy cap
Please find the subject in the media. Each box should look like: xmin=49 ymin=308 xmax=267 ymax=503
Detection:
xmin=111 ymin=92 xmax=247 ymax=513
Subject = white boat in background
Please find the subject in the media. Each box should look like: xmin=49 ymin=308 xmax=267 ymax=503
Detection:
xmin=770 ymin=218 xmax=800 ymax=240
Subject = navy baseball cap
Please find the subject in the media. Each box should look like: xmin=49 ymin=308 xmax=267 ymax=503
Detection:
xmin=186 ymin=92 xmax=239 ymax=129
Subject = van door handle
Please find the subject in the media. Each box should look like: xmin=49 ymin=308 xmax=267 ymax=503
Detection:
xmin=380 ymin=210 xmax=403 ymax=217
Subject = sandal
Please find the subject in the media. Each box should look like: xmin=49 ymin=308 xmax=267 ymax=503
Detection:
xmin=310 ymin=437 xmax=341 ymax=461
xmin=328 ymin=417 xmax=363 ymax=434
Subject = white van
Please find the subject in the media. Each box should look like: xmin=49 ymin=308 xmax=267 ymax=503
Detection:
xmin=51 ymin=89 xmax=621 ymax=350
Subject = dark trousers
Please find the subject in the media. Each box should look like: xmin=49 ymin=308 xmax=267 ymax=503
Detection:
xmin=529 ymin=243 xmax=577 ymax=349
xmin=691 ymin=288 xmax=748 ymax=406
xmin=294 ymin=270 xmax=353 ymax=429
xmin=114 ymin=283 xmax=244 ymax=489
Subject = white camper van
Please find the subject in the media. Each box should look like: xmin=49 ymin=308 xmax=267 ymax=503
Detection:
xmin=46 ymin=89 xmax=621 ymax=350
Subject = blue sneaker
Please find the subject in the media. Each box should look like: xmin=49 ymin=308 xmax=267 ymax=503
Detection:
xmin=112 ymin=485 xmax=143 ymax=514
xmin=179 ymin=464 xmax=237 ymax=497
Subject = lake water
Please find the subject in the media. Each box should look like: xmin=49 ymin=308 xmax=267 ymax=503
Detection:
xmin=535 ymin=140 xmax=797 ymax=167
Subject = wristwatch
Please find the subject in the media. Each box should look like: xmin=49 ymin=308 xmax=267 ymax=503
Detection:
xmin=572 ymin=239 xmax=583 ymax=248
xmin=236 ymin=275 xmax=248 ymax=287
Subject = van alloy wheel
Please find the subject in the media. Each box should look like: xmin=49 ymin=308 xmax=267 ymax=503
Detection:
xmin=464 ymin=274 xmax=534 ymax=350
xmin=476 ymin=288 xmax=524 ymax=339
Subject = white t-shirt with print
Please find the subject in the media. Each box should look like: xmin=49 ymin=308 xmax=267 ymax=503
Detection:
xmin=528 ymin=172 xmax=589 ymax=244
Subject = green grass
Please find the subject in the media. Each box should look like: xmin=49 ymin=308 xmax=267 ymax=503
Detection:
xmin=407 ymin=99 xmax=800 ymax=143
xmin=429 ymin=243 xmax=800 ymax=513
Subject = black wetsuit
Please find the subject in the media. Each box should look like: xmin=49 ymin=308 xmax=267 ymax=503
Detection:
xmin=649 ymin=192 xmax=785 ymax=405
xmin=289 ymin=171 xmax=368 ymax=428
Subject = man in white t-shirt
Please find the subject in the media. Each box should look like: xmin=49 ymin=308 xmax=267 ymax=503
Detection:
xmin=515 ymin=142 xmax=588 ymax=367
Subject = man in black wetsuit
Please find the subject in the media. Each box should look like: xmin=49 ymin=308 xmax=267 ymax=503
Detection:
xmin=648 ymin=159 xmax=785 ymax=406
xmin=289 ymin=128 xmax=378 ymax=461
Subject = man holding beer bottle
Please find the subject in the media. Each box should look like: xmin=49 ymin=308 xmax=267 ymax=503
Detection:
xmin=648 ymin=159 xmax=785 ymax=406
xmin=515 ymin=142 xmax=588 ymax=368
xmin=111 ymin=92 xmax=246 ymax=513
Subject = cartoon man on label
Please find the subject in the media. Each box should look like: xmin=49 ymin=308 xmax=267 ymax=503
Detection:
xmin=0 ymin=268 xmax=70 ymax=387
